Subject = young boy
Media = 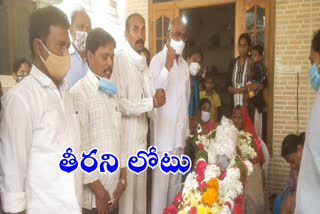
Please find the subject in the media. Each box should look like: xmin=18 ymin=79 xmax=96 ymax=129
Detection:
xmin=247 ymin=44 xmax=266 ymax=138
xmin=200 ymin=72 xmax=221 ymax=123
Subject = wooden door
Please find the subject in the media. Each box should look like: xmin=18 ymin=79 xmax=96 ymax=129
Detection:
xmin=235 ymin=0 xmax=275 ymax=152
xmin=150 ymin=1 xmax=176 ymax=56
xmin=2 ymin=0 xmax=35 ymax=75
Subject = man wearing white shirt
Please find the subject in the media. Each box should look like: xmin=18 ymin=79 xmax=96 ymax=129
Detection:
xmin=0 ymin=6 xmax=82 ymax=214
xmin=295 ymin=29 xmax=320 ymax=214
xmin=71 ymin=28 xmax=127 ymax=214
xmin=65 ymin=8 xmax=91 ymax=89
xmin=111 ymin=13 xmax=166 ymax=214
xmin=150 ymin=17 xmax=190 ymax=214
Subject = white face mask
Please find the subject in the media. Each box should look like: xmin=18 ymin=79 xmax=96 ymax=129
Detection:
xmin=189 ymin=62 xmax=200 ymax=76
xmin=73 ymin=31 xmax=88 ymax=52
xmin=170 ymin=39 xmax=185 ymax=55
xmin=201 ymin=111 xmax=211 ymax=123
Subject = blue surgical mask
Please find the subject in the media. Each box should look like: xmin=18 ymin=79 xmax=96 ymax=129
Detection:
xmin=98 ymin=77 xmax=118 ymax=95
xmin=308 ymin=64 xmax=320 ymax=91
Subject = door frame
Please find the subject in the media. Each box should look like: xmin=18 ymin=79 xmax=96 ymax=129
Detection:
xmin=149 ymin=0 xmax=275 ymax=154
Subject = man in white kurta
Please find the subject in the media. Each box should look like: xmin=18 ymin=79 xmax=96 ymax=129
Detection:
xmin=295 ymin=31 xmax=320 ymax=214
xmin=0 ymin=6 xmax=82 ymax=214
xmin=111 ymin=13 xmax=165 ymax=214
xmin=150 ymin=18 xmax=190 ymax=214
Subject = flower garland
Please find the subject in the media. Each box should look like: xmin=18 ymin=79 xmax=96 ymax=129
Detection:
xmin=164 ymin=158 xmax=253 ymax=214
xmin=164 ymin=117 xmax=259 ymax=214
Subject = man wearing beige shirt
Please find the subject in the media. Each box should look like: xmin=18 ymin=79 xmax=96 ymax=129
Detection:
xmin=111 ymin=13 xmax=166 ymax=214
xmin=71 ymin=28 xmax=126 ymax=214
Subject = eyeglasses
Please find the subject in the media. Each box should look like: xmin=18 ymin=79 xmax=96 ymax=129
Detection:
xmin=170 ymin=31 xmax=187 ymax=42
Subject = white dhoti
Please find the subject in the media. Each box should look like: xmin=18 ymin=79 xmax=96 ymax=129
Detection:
xmin=151 ymin=148 xmax=184 ymax=214
xmin=119 ymin=169 xmax=147 ymax=214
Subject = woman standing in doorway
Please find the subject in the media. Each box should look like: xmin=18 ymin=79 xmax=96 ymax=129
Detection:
xmin=227 ymin=33 xmax=252 ymax=111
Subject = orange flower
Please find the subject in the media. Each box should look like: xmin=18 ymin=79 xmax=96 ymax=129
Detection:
xmin=207 ymin=178 xmax=219 ymax=191
xmin=202 ymin=188 xmax=218 ymax=206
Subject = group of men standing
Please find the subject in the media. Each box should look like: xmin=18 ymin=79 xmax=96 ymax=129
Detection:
xmin=0 ymin=5 xmax=189 ymax=214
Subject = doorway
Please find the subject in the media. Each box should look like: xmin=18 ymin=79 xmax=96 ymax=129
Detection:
xmin=182 ymin=3 xmax=235 ymax=119
xmin=182 ymin=4 xmax=235 ymax=74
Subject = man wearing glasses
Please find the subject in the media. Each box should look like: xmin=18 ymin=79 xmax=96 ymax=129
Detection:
xmin=150 ymin=17 xmax=190 ymax=214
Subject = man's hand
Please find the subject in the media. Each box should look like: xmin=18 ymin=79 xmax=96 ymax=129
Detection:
xmin=88 ymin=180 xmax=111 ymax=214
xmin=153 ymin=89 xmax=166 ymax=108
xmin=110 ymin=180 xmax=125 ymax=211
xmin=165 ymin=47 xmax=176 ymax=71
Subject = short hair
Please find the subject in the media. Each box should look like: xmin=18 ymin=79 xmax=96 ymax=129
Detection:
xmin=281 ymin=133 xmax=305 ymax=157
xmin=29 ymin=6 xmax=70 ymax=56
xmin=13 ymin=58 xmax=31 ymax=74
xmin=311 ymin=29 xmax=320 ymax=54
xmin=199 ymin=98 xmax=211 ymax=110
xmin=86 ymin=28 xmax=116 ymax=54
xmin=71 ymin=8 xmax=90 ymax=25
xmin=204 ymin=72 xmax=215 ymax=82
xmin=252 ymin=44 xmax=264 ymax=56
xmin=125 ymin=13 xmax=144 ymax=32
xmin=238 ymin=33 xmax=251 ymax=47
xmin=186 ymin=47 xmax=203 ymax=62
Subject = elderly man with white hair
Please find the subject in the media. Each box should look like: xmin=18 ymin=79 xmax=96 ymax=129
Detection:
xmin=149 ymin=17 xmax=190 ymax=214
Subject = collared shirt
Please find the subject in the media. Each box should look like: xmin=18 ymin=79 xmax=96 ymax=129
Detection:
xmin=295 ymin=89 xmax=320 ymax=214
xmin=0 ymin=65 xmax=82 ymax=214
xmin=65 ymin=44 xmax=88 ymax=89
xmin=150 ymin=45 xmax=190 ymax=152
xmin=111 ymin=41 xmax=155 ymax=155
xmin=70 ymin=69 xmax=125 ymax=209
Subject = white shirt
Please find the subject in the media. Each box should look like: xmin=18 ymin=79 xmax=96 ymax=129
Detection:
xmin=70 ymin=69 xmax=126 ymax=209
xmin=111 ymin=42 xmax=155 ymax=155
xmin=150 ymin=45 xmax=190 ymax=152
xmin=65 ymin=45 xmax=88 ymax=89
xmin=295 ymin=89 xmax=320 ymax=214
xmin=0 ymin=66 xmax=82 ymax=214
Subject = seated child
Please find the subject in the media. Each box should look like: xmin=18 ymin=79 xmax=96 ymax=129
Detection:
xmin=197 ymin=98 xmax=217 ymax=135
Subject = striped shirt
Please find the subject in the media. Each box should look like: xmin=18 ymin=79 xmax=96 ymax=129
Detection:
xmin=70 ymin=69 xmax=126 ymax=209
xmin=65 ymin=45 xmax=88 ymax=89
xmin=111 ymin=42 xmax=155 ymax=156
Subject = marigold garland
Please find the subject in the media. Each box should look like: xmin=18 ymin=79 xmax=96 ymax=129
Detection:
xmin=207 ymin=178 xmax=219 ymax=191
xmin=202 ymin=188 xmax=218 ymax=206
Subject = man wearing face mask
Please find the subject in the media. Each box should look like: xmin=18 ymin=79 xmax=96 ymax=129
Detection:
xmin=111 ymin=13 xmax=166 ymax=214
xmin=65 ymin=8 xmax=91 ymax=89
xmin=149 ymin=17 xmax=190 ymax=214
xmin=0 ymin=6 xmax=82 ymax=214
xmin=295 ymin=29 xmax=320 ymax=214
xmin=71 ymin=28 xmax=126 ymax=214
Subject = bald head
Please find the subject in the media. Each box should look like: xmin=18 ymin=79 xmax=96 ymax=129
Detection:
xmin=167 ymin=17 xmax=187 ymax=45
xmin=168 ymin=17 xmax=185 ymax=32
